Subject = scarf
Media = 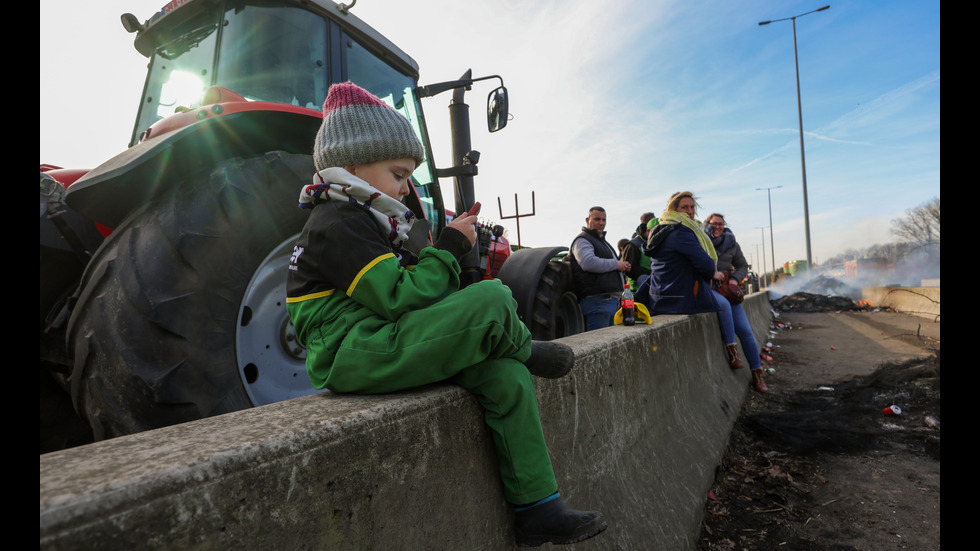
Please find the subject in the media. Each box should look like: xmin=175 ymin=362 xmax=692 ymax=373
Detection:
xmin=658 ymin=209 xmax=717 ymax=263
xmin=299 ymin=166 xmax=416 ymax=247
xmin=708 ymin=226 xmax=736 ymax=257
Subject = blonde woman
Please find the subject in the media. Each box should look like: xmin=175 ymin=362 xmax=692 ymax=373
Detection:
xmin=642 ymin=191 xmax=722 ymax=315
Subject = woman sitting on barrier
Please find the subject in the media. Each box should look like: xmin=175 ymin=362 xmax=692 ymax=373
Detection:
xmin=640 ymin=191 xmax=721 ymax=316
xmin=704 ymin=213 xmax=767 ymax=393
xmin=640 ymin=192 xmax=766 ymax=392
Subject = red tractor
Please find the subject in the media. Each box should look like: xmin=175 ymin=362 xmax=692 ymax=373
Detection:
xmin=40 ymin=0 xmax=583 ymax=450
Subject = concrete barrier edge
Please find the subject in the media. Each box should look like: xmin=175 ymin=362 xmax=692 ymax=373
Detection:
xmin=41 ymin=292 xmax=772 ymax=550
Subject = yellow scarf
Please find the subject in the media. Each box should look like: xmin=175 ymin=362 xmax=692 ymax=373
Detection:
xmin=658 ymin=210 xmax=718 ymax=264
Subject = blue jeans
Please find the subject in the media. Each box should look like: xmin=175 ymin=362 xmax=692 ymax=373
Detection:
xmin=580 ymin=294 xmax=620 ymax=331
xmin=711 ymin=289 xmax=761 ymax=370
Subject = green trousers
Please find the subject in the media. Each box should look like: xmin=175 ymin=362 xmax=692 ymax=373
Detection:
xmin=325 ymin=279 xmax=559 ymax=504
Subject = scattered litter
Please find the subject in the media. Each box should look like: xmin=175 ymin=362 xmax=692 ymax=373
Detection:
xmin=830 ymin=346 xmax=837 ymax=350
xmin=708 ymin=490 xmax=718 ymax=501
xmin=924 ymin=416 xmax=940 ymax=429
xmin=702 ymin=353 xmax=940 ymax=549
xmin=882 ymin=405 xmax=902 ymax=416
xmin=767 ymin=368 xmax=776 ymax=374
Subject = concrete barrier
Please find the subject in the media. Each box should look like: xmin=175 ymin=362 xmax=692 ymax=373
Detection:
xmin=862 ymin=286 xmax=940 ymax=320
xmin=40 ymin=293 xmax=772 ymax=550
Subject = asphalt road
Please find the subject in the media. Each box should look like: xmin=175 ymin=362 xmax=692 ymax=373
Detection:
xmin=772 ymin=309 xmax=939 ymax=383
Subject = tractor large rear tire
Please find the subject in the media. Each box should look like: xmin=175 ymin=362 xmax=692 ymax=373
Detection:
xmin=529 ymin=261 xmax=584 ymax=340
xmin=67 ymin=152 xmax=314 ymax=439
xmin=496 ymin=248 xmax=584 ymax=341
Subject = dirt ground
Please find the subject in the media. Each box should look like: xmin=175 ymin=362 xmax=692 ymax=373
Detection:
xmin=699 ymin=308 xmax=940 ymax=551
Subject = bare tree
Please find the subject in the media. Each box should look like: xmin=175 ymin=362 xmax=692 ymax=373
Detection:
xmin=891 ymin=197 xmax=940 ymax=247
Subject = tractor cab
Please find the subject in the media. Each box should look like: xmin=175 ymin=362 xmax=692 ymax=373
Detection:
xmin=120 ymin=0 xmax=446 ymax=228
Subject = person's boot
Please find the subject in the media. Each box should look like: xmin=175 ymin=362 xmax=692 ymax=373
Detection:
xmin=514 ymin=496 xmax=607 ymax=547
xmin=725 ymin=344 xmax=744 ymax=370
xmin=752 ymin=369 xmax=769 ymax=393
xmin=524 ymin=341 xmax=575 ymax=379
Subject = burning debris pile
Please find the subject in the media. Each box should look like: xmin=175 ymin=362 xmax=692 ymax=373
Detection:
xmin=770 ymin=292 xmax=869 ymax=312
xmin=769 ymin=273 xmax=862 ymax=301
xmin=797 ymin=274 xmax=859 ymax=298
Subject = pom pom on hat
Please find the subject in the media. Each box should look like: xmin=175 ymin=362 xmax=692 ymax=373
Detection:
xmin=313 ymin=82 xmax=425 ymax=171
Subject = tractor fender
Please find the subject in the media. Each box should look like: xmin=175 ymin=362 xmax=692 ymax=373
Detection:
xmin=65 ymin=109 xmax=322 ymax=228
xmin=496 ymin=247 xmax=584 ymax=340
xmin=40 ymin=172 xmax=105 ymax=334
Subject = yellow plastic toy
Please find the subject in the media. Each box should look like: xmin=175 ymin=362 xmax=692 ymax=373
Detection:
xmin=614 ymin=302 xmax=652 ymax=325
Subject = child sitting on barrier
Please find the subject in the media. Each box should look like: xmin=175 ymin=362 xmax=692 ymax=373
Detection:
xmin=286 ymin=82 xmax=606 ymax=547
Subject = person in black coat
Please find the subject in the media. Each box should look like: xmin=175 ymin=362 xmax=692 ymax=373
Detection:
xmin=705 ymin=213 xmax=767 ymax=392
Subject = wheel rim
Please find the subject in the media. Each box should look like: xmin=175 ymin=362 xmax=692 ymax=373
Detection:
xmin=236 ymin=234 xmax=324 ymax=406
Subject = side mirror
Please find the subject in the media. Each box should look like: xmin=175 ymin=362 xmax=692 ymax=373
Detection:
xmin=121 ymin=13 xmax=145 ymax=34
xmin=487 ymin=86 xmax=509 ymax=133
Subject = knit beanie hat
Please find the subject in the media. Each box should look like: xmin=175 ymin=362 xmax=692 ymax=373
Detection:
xmin=313 ymin=82 xmax=426 ymax=171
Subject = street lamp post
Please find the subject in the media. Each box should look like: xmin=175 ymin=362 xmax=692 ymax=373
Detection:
xmin=756 ymin=185 xmax=781 ymax=284
xmin=759 ymin=5 xmax=829 ymax=269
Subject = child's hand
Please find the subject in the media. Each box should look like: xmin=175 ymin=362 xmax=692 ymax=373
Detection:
xmin=448 ymin=212 xmax=479 ymax=247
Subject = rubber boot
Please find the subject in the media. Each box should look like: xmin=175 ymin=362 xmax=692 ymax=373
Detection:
xmin=514 ymin=497 xmax=607 ymax=547
xmin=524 ymin=341 xmax=575 ymax=379
xmin=725 ymin=344 xmax=744 ymax=370
xmin=752 ymin=369 xmax=769 ymax=393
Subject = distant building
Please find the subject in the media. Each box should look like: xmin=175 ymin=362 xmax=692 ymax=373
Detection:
xmin=844 ymin=258 xmax=890 ymax=279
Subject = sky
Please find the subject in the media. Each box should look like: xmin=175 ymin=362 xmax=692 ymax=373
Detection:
xmin=40 ymin=0 xmax=939 ymax=272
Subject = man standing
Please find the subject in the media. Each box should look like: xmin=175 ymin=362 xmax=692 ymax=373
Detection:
xmin=569 ymin=206 xmax=630 ymax=330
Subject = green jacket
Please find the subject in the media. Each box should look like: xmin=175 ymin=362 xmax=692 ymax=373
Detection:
xmin=286 ymin=200 xmax=470 ymax=389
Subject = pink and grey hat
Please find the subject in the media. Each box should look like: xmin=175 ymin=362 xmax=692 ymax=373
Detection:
xmin=313 ymin=81 xmax=425 ymax=171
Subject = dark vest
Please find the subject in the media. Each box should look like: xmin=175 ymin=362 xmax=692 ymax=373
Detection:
xmin=569 ymin=229 xmax=623 ymax=298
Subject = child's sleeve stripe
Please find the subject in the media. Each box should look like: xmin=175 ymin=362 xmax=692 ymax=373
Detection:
xmin=347 ymin=252 xmax=396 ymax=296
xmin=286 ymin=289 xmax=335 ymax=303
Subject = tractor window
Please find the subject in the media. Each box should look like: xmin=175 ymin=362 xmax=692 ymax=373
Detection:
xmin=134 ymin=11 xmax=219 ymax=144
xmin=216 ymin=5 xmax=327 ymax=109
xmin=132 ymin=3 xmax=328 ymax=146
xmin=345 ymin=40 xmax=438 ymax=225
